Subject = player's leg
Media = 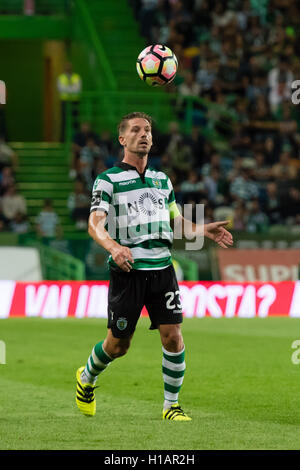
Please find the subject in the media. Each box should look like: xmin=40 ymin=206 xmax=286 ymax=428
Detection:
xmin=76 ymin=268 xmax=144 ymax=416
xmin=159 ymin=323 xmax=184 ymax=352
xmin=158 ymin=323 xmax=190 ymax=420
xmin=81 ymin=328 xmax=133 ymax=385
xmin=145 ymin=266 xmax=191 ymax=420
xmin=76 ymin=329 xmax=134 ymax=417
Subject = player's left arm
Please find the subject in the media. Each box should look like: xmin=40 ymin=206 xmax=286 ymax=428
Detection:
xmin=167 ymin=177 xmax=233 ymax=249
xmin=170 ymin=206 xmax=233 ymax=249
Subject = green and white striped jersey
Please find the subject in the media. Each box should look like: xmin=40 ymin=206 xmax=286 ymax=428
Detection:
xmin=90 ymin=162 xmax=179 ymax=270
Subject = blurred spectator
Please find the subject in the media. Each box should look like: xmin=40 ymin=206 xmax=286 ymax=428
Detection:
xmin=213 ymin=201 xmax=234 ymax=225
xmin=57 ymin=62 xmax=82 ymax=142
xmin=178 ymin=70 xmax=201 ymax=98
xmin=72 ymin=121 xmax=99 ymax=152
xmin=196 ymin=56 xmax=218 ymax=96
xmin=230 ymin=164 xmax=259 ymax=203
xmin=246 ymin=199 xmax=269 ymax=233
xmin=236 ymin=0 xmax=252 ymax=31
xmin=98 ymin=130 xmax=118 ymax=168
xmin=94 ymin=159 xmax=108 ymax=178
xmin=179 ymin=169 xmax=205 ymax=204
xmin=276 ymin=101 xmax=300 ymax=156
xmin=280 ymin=186 xmax=300 ymax=224
xmin=0 ymin=215 xmax=7 ymax=232
xmin=245 ymin=70 xmax=268 ymax=105
xmin=138 ymin=0 xmax=159 ymax=43
xmin=263 ymin=136 xmax=280 ymax=166
xmin=212 ymin=2 xmax=236 ymax=29
xmin=177 ymin=70 xmax=201 ymax=122
xmin=218 ymin=39 xmax=242 ymax=94
xmin=70 ymin=121 xmax=99 ymax=179
xmin=78 ymin=137 xmax=103 ymax=190
xmin=98 ymin=129 xmax=114 ymax=156
xmin=160 ymin=121 xmax=193 ymax=171
xmin=264 ymin=181 xmax=282 ymax=224
xmin=204 ymin=204 xmax=214 ymax=224
xmin=244 ymin=16 xmax=268 ymax=56
xmin=268 ymin=55 xmax=293 ymax=113
xmin=0 ymin=166 xmax=15 ymax=196
xmin=10 ymin=212 xmax=30 ymax=234
xmin=271 ymin=151 xmax=298 ymax=181
xmin=67 ymin=179 xmax=91 ymax=230
xmin=36 ymin=199 xmax=61 ymax=238
xmin=201 ymin=152 xmax=221 ymax=177
xmin=1 ymin=184 xmax=27 ymax=222
xmin=0 ymin=136 xmax=18 ymax=171
xmin=248 ymin=96 xmax=278 ymax=146
xmin=252 ymin=152 xmax=272 ymax=184
xmin=230 ymin=124 xmax=252 ymax=158
xmin=168 ymin=0 xmax=194 ymax=48
xmin=204 ymin=168 xmax=228 ymax=205
xmin=160 ymin=153 xmax=173 ymax=178
xmin=232 ymin=201 xmax=248 ymax=231
xmin=184 ymin=126 xmax=206 ymax=167
xmin=234 ymin=99 xmax=249 ymax=126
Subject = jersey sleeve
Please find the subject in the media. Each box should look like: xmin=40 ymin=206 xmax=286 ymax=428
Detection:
xmin=90 ymin=173 xmax=113 ymax=214
xmin=167 ymin=176 xmax=180 ymax=220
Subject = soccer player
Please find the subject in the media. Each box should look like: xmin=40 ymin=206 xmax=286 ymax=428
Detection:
xmin=75 ymin=112 xmax=233 ymax=421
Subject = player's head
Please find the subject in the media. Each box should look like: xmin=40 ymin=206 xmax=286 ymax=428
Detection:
xmin=118 ymin=112 xmax=153 ymax=157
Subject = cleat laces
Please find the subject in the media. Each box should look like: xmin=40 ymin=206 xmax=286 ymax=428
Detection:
xmin=165 ymin=405 xmax=187 ymax=419
xmin=77 ymin=384 xmax=98 ymax=403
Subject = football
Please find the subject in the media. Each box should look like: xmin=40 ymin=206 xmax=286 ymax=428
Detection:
xmin=136 ymin=44 xmax=178 ymax=87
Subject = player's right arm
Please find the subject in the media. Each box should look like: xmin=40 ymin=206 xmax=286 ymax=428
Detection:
xmin=88 ymin=211 xmax=134 ymax=272
xmin=88 ymin=174 xmax=133 ymax=272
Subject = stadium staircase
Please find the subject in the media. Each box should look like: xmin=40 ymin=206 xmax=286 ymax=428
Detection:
xmin=11 ymin=142 xmax=75 ymax=234
xmin=72 ymin=0 xmax=177 ymax=133
xmin=74 ymin=1 xmax=236 ymax=142
xmin=84 ymin=0 xmax=149 ymax=91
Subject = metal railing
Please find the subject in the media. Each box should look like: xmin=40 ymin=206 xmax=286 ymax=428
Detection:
xmin=38 ymin=243 xmax=85 ymax=280
xmin=74 ymin=0 xmax=117 ymax=90
xmin=20 ymin=237 xmax=85 ymax=280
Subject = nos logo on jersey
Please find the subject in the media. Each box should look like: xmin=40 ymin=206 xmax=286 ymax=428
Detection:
xmin=128 ymin=192 xmax=164 ymax=217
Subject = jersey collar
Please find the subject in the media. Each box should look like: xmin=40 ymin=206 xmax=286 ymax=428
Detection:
xmin=115 ymin=161 xmax=149 ymax=181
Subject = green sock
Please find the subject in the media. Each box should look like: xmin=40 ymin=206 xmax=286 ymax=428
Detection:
xmin=81 ymin=340 xmax=113 ymax=385
xmin=162 ymin=346 xmax=186 ymax=410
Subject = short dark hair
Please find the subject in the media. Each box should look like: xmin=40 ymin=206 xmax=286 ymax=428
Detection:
xmin=118 ymin=112 xmax=152 ymax=135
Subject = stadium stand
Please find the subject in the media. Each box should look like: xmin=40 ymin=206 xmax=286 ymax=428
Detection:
xmin=1 ymin=0 xmax=300 ymax=280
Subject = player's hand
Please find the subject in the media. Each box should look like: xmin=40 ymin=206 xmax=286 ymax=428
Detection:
xmin=110 ymin=244 xmax=134 ymax=272
xmin=204 ymin=220 xmax=233 ymax=248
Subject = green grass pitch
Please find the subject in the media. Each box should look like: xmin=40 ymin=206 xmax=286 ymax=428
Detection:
xmin=0 ymin=317 xmax=300 ymax=450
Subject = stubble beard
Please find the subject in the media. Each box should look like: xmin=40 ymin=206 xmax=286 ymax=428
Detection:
xmin=136 ymin=150 xmax=148 ymax=158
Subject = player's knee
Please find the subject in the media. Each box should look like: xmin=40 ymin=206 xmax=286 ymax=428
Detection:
xmin=110 ymin=339 xmax=131 ymax=358
xmin=161 ymin=328 xmax=184 ymax=352
xmin=111 ymin=346 xmax=128 ymax=358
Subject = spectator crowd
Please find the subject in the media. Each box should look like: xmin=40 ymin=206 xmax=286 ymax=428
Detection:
xmin=1 ymin=0 xmax=300 ymax=235
xmin=70 ymin=0 xmax=300 ymax=234
xmin=0 ymin=136 xmax=29 ymax=234
xmin=126 ymin=0 xmax=300 ymax=232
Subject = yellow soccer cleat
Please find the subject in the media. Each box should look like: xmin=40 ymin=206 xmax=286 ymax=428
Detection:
xmin=162 ymin=404 xmax=192 ymax=421
xmin=75 ymin=366 xmax=97 ymax=417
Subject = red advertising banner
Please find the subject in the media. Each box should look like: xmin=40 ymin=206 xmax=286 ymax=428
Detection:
xmin=0 ymin=280 xmax=299 ymax=318
xmin=217 ymin=249 xmax=300 ymax=281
